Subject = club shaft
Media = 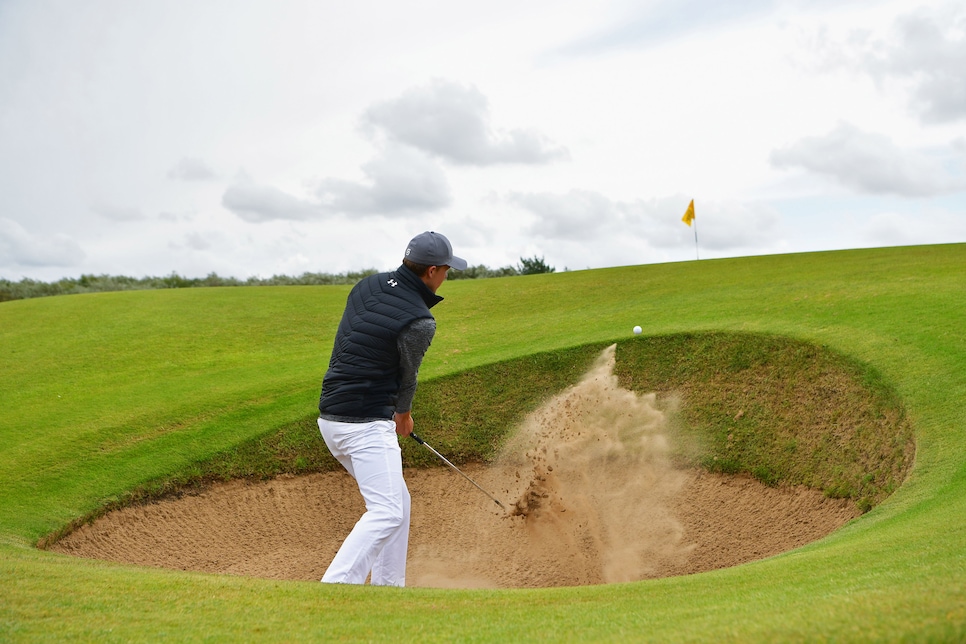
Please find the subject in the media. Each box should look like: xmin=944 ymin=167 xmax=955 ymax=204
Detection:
xmin=411 ymin=434 xmax=506 ymax=511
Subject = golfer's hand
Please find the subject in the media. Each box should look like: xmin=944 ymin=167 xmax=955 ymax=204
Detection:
xmin=393 ymin=411 xmax=414 ymax=437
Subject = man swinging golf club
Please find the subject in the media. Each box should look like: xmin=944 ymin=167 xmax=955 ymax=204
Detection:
xmin=317 ymin=231 xmax=466 ymax=586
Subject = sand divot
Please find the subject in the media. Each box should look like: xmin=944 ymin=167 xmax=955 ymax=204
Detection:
xmin=52 ymin=344 xmax=859 ymax=588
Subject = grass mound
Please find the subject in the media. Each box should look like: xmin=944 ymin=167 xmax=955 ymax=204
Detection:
xmin=615 ymin=332 xmax=914 ymax=512
xmin=47 ymin=331 xmax=912 ymax=545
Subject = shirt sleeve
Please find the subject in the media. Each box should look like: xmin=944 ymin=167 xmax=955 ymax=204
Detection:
xmin=395 ymin=317 xmax=436 ymax=413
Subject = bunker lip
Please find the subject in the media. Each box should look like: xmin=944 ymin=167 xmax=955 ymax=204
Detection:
xmin=51 ymin=345 xmax=860 ymax=588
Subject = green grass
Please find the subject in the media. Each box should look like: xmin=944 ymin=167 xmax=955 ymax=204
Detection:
xmin=2 ymin=244 xmax=966 ymax=641
xmin=44 ymin=332 xmax=910 ymax=541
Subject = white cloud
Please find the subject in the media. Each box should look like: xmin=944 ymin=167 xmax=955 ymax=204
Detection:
xmin=223 ymin=144 xmax=453 ymax=223
xmin=0 ymin=218 xmax=85 ymax=268
xmin=799 ymin=3 xmax=966 ymax=124
xmin=509 ymin=191 xmax=779 ymax=253
xmin=363 ymin=79 xmax=569 ymax=166
xmin=183 ymin=231 xmax=212 ymax=251
xmin=222 ymin=174 xmax=324 ymax=223
xmin=315 ymin=144 xmax=452 ymax=215
xmin=864 ymin=208 xmax=966 ymax=247
xmin=167 ymin=157 xmax=218 ymax=181
xmin=91 ymin=203 xmax=147 ymax=222
xmin=509 ymin=190 xmax=618 ymax=240
xmin=865 ymin=5 xmax=966 ymax=124
xmin=770 ymin=122 xmax=966 ymax=196
xmin=683 ymin=201 xmax=781 ymax=252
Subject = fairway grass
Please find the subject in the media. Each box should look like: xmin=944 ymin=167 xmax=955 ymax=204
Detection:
xmin=2 ymin=244 xmax=966 ymax=641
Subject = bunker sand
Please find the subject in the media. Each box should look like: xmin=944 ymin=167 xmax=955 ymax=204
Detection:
xmin=54 ymin=345 xmax=858 ymax=588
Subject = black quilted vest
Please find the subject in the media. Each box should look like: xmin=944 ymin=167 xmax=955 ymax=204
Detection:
xmin=318 ymin=264 xmax=441 ymax=419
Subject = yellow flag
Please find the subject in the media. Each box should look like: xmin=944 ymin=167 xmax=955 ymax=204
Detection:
xmin=681 ymin=199 xmax=695 ymax=227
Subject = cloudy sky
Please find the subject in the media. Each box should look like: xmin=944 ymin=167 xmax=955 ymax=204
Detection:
xmin=1 ymin=0 xmax=964 ymax=280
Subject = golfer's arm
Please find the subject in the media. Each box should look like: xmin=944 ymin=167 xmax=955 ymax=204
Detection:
xmin=395 ymin=318 xmax=436 ymax=413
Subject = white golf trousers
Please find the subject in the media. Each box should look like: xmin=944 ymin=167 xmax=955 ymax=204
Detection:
xmin=318 ymin=418 xmax=411 ymax=587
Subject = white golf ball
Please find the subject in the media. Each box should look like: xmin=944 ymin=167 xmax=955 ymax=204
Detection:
xmin=633 ymin=325 xmax=642 ymax=335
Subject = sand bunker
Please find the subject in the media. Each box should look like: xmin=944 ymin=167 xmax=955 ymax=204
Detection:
xmin=53 ymin=345 xmax=859 ymax=588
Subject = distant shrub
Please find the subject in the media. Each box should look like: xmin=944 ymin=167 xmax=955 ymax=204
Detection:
xmin=517 ymin=255 xmax=555 ymax=275
xmin=447 ymin=264 xmax=520 ymax=280
xmin=0 ymin=271 xmax=363 ymax=301
xmin=1 ymin=262 xmax=563 ymax=302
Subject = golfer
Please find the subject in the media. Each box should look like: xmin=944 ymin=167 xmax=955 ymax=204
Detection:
xmin=317 ymin=231 xmax=466 ymax=586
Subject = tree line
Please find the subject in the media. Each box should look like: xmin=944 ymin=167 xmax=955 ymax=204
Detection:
xmin=0 ymin=256 xmax=556 ymax=302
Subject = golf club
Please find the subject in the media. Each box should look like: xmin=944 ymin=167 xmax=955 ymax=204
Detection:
xmin=410 ymin=433 xmax=507 ymax=512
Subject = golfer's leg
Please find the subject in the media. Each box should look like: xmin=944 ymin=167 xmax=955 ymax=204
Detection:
xmin=321 ymin=421 xmax=407 ymax=585
xmin=370 ymin=478 xmax=410 ymax=586
xmin=318 ymin=417 xmax=356 ymax=478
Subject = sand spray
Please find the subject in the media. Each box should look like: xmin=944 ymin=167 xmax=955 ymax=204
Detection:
xmin=494 ymin=343 xmax=693 ymax=584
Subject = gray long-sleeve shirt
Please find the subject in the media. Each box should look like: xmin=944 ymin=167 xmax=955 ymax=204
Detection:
xmin=394 ymin=317 xmax=436 ymax=413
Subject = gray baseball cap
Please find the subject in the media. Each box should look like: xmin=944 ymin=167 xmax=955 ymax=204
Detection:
xmin=404 ymin=231 xmax=467 ymax=270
